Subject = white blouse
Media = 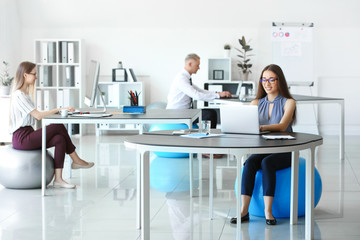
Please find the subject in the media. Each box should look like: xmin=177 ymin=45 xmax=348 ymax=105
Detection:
xmin=9 ymin=90 xmax=36 ymax=133
xmin=166 ymin=69 xmax=219 ymax=109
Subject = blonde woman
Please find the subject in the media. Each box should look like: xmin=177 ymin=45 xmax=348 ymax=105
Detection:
xmin=9 ymin=61 xmax=94 ymax=189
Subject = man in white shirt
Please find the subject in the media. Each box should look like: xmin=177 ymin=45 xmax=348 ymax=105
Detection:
xmin=167 ymin=53 xmax=231 ymax=128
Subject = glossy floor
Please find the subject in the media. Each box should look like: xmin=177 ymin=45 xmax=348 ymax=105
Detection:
xmin=0 ymin=135 xmax=359 ymax=240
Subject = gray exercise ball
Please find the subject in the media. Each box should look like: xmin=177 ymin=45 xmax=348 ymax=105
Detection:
xmin=0 ymin=145 xmax=55 ymax=189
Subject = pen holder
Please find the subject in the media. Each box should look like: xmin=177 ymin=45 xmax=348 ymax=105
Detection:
xmin=128 ymin=90 xmax=140 ymax=106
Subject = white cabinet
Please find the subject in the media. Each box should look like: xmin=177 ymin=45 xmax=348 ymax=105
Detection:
xmin=95 ymin=81 xmax=144 ymax=135
xmin=34 ymin=39 xmax=84 ymax=134
xmin=0 ymin=96 xmax=11 ymax=143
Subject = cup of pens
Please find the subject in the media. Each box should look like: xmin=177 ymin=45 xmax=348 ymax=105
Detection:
xmin=128 ymin=90 xmax=140 ymax=106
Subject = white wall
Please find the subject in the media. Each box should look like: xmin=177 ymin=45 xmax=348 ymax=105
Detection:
xmin=0 ymin=0 xmax=22 ymax=77
xmin=8 ymin=0 xmax=360 ymax=135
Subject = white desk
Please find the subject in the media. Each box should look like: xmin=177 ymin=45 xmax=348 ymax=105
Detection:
xmin=213 ymin=94 xmax=344 ymax=160
xmin=41 ymin=109 xmax=201 ymax=196
xmin=125 ymin=132 xmax=323 ymax=240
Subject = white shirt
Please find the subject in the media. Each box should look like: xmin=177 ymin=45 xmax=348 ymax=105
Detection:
xmin=166 ymin=69 xmax=219 ymax=109
xmin=9 ymin=90 xmax=36 ymax=133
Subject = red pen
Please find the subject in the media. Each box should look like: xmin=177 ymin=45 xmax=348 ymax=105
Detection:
xmin=130 ymin=90 xmax=137 ymax=105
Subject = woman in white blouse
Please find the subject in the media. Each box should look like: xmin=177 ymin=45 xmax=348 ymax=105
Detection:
xmin=10 ymin=61 xmax=94 ymax=189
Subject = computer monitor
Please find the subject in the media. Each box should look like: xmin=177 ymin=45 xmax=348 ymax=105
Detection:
xmin=84 ymin=60 xmax=106 ymax=113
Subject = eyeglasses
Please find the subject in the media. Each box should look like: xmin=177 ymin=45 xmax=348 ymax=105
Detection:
xmin=261 ymin=78 xmax=277 ymax=84
xmin=28 ymin=72 xmax=37 ymax=76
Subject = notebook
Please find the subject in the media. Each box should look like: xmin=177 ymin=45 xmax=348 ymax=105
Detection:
xmin=220 ymin=105 xmax=269 ymax=134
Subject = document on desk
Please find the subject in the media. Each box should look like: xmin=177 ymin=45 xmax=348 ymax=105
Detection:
xmin=180 ymin=133 xmax=225 ymax=139
xmin=71 ymin=113 xmax=112 ymax=118
xmin=262 ymin=134 xmax=296 ymax=140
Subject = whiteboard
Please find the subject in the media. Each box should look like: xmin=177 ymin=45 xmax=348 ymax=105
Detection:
xmin=272 ymin=22 xmax=314 ymax=86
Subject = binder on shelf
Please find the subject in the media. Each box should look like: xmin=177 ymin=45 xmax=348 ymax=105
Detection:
xmin=63 ymin=89 xmax=70 ymax=107
xmin=75 ymin=66 xmax=80 ymax=87
xmin=57 ymin=90 xmax=64 ymax=108
xmin=48 ymin=42 xmax=56 ymax=63
xmin=36 ymin=90 xmax=43 ymax=110
xmin=61 ymin=42 xmax=68 ymax=63
xmin=43 ymin=66 xmax=53 ymax=87
xmin=41 ymin=42 xmax=48 ymax=63
xmin=67 ymin=42 xmax=75 ymax=63
xmin=43 ymin=90 xmax=56 ymax=110
xmin=43 ymin=90 xmax=50 ymax=110
xmin=65 ymin=66 xmax=75 ymax=87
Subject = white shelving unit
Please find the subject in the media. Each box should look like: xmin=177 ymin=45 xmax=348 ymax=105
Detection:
xmin=198 ymin=58 xmax=255 ymax=109
xmin=34 ymin=39 xmax=84 ymax=134
xmin=95 ymin=81 xmax=144 ymax=135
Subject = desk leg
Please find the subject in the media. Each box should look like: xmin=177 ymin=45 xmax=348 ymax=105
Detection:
xmin=190 ymin=153 xmax=194 ymax=197
xmin=41 ymin=123 xmax=47 ymax=196
xmin=137 ymin=151 xmax=141 ymax=230
xmin=209 ymin=154 xmax=214 ymax=219
xmin=236 ymin=153 xmax=242 ymax=240
xmin=340 ymin=101 xmax=345 ymax=160
xmin=141 ymin=151 xmax=150 ymax=240
xmin=290 ymin=151 xmax=299 ymax=225
xmin=305 ymin=147 xmax=315 ymax=239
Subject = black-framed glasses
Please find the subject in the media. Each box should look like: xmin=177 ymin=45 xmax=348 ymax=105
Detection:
xmin=261 ymin=78 xmax=277 ymax=83
xmin=28 ymin=72 xmax=37 ymax=76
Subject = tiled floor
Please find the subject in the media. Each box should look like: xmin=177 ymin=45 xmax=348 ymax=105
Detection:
xmin=0 ymin=134 xmax=359 ymax=240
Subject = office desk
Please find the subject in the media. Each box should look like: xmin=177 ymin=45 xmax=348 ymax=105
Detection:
xmin=41 ymin=109 xmax=201 ymax=196
xmin=213 ymin=94 xmax=344 ymax=160
xmin=125 ymin=132 xmax=323 ymax=240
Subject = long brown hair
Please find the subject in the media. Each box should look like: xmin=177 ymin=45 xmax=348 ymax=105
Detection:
xmin=13 ymin=61 xmax=36 ymax=95
xmin=255 ymin=64 xmax=296 ymax=122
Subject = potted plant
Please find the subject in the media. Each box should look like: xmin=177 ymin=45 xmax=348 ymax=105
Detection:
xmin=235 ymin=36 xmax=254 ymax=81
xmin=224 ymin=44 xmax=231 ymax=58
xmin=0 ymin=61 xmax=14 ymax=96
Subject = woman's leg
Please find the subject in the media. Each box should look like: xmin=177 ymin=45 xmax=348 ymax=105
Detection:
xmin=261 ymin=152 xmax=291 ymax=220
xmin=241 ymin=154 xmax=270 ymax=216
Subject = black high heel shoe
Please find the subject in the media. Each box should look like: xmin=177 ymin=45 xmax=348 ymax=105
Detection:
xmin=265 ymin=217 xmax=277 ymax=225
xmin=230 ymin=213 xmax=249 ymax=224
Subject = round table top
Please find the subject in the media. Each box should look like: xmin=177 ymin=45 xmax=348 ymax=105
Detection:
xmin=125 ymin=130 xmax=323 ymax=150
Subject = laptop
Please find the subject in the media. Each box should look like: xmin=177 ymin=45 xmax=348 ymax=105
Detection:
xmin=220 ymin=105 xmax=269 ymax=134
xmin=220 ymin=84 xmax=241 ymax=99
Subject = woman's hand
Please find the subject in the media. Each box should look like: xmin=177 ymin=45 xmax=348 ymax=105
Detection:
xmin=62 ymin=106 xmax=75 ymax=112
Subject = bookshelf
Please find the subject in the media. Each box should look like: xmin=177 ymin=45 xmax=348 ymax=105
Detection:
xmin=34 ymin=39 xmax=84 ymax=134
xmin=95 ymin=81 xmax=144 ymax=135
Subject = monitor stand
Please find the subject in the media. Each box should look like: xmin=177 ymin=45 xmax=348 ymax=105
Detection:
xmin=88 ymin=85 xmax=107 ymax=114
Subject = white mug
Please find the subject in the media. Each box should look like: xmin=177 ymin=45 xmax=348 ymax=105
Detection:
xmin=59 ymin=109 xmax=68 ymax=117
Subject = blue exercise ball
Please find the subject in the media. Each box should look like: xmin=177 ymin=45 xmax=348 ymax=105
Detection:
xmin=150 ymin=156 xmax=199 ymax=192
xmin=149 ymin=123 xmax=199 ymax=158
xmin=0 ymin=145 xmax=55 ymax=189
xmin=234 ymin=157 xmax=322 ymax=217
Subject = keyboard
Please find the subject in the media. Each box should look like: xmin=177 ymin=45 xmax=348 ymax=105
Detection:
xmin=220 ymin=95 xmax=239 ymax=99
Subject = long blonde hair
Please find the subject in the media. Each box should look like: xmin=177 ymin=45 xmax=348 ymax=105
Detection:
xmin=13 ymin=61 xmax=36 ymax=96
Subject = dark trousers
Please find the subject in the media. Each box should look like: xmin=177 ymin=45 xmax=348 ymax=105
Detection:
xmin=241 ymin=153 xmax=291 ymax=197
xmin=12 ymin=124 xmax=76 ymax=169
xmin=202 ymin=109 xmax=218 ymax=128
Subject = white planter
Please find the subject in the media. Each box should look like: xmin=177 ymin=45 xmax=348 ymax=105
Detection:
xmin=223 ymin=49 xmax=231 ymax=58
xmin=0 ymin=86 xmax=11 ymax=96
